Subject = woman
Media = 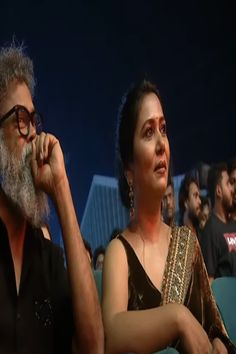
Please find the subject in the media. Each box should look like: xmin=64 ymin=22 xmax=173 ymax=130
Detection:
xmin=102 ymin=80 xmax=235 ymax=353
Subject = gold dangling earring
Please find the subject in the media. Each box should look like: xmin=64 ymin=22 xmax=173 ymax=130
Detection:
xmin=128 ymin=181 xmax=134 ymax=219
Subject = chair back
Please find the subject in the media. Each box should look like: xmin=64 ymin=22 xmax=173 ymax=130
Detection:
xmin=94 ymin=269 xmax=103 ymax=303
xmin=211 ymin=277 xmax=236 ymax=345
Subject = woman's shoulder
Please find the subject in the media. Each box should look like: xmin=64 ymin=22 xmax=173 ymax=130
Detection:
xmin=106 ymin=232 xmax=128 ymax=258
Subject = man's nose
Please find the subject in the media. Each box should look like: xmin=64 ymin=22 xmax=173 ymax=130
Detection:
xmin=27 ymin=121 xmax=37 ymax=142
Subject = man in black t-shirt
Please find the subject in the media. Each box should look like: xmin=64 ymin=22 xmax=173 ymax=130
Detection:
xmin=228 ymin=159 xmax=236 ymax=222
xmin=0 ymin=45 xmax=103 ymax=353
xmin=201 ymin=163 xmax=236 ymax=282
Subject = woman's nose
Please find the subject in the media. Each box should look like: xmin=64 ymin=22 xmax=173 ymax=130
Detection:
xmin=155 ymin=130 xmax=165 ymax=154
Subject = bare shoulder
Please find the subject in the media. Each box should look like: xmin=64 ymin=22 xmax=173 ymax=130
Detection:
xmin=106 ymin=235 xmax=127 ymax=259
xmin=103 ymin=232 xmax=130 ymax=314
xmin=103 ymin=233 xmax=130 ymax=277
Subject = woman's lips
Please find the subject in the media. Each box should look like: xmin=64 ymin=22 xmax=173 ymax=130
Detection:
xmin=154 ymin=160 xmax=167 ymax=174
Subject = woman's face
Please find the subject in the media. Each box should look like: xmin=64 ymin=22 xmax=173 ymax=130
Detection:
xmin=128 ymin=93 xmax=170 ymax=204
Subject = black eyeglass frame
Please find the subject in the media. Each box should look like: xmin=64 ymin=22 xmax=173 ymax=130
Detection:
xmin=0 ymin=104 xmax=42 ymax=137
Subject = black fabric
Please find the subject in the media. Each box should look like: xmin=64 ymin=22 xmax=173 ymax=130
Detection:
xmin=200 ymin=213 xmax=236 ymax=278
xmin=117 ymin=235 xmax=161 ymax=310
xmin=0 ymin=219 xmax=73 ymax=354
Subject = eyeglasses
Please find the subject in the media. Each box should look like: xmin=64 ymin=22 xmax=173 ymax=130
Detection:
xmin=0 ymin=105 xmax=42 ymax=137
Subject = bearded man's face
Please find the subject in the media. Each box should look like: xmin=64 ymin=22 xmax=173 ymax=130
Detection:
xmin=0 ymin=130 xmax=49 ymax=227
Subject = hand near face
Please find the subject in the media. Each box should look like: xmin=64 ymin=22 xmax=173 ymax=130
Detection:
xmin=31 ymin=132 xmax=67 ymax=197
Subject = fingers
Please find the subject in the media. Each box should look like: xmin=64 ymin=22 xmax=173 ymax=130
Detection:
xmin=212 ymin=338 xmax=227 ymax=354
xmin=31 ymin=139 xmax=37 ymax=179
xmin=33 ymin=132 xmax=51 ymax=166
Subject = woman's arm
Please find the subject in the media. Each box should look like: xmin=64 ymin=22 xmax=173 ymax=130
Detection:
xmin=102 ymin=239 xmax=211 ymax=354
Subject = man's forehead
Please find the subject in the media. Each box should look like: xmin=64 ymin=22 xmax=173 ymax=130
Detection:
xmin=1 ymin=80 xmax=34 ymax=114
xmin=189 ymin=182 xmax=199 ymax=193
xmin=221 ymin=170 xmax=229 ymax=181
xmin=165 ymin=184 xmax=173 ymax=194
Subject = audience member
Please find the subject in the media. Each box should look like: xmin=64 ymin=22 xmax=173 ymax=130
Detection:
xmin=199 ymin=196 xmax=210 ymax=230
xmin=201 ymin=162 xmax=236 ymax=282
xmin=228 ymin=159 xmax=236 ymax=221
xmin=93 ymin=246 xmax=105 ymax=270
xmin=162 ymin=179 xmax=176 ymax=226
xmin=0 ymin=44 xmax=103 ymax=354
xmin=178 ymin=174 xmax=201 ymax=238
xmin=102 ymin=80 xmax=233 ymax=353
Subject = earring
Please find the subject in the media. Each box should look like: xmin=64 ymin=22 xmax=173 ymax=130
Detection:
xmin=128 ymin=181 xmax=134 ymax=219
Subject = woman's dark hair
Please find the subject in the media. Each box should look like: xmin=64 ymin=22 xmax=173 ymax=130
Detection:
xmin=116 ymin=79 xmax=160 ymax=208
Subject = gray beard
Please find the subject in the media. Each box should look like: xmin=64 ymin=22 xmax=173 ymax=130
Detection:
xmin=0 ymin=131 xmax=49 ymax=227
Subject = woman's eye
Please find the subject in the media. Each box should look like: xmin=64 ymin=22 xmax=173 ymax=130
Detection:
xmin=145 ymin=127 xmax=154 ymax=138
xmin=160 ymin=123 xmax=167 ymax=135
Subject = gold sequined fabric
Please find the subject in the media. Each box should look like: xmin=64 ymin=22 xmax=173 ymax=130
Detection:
xmin=161 ymin=226 xmax=196 ymax=305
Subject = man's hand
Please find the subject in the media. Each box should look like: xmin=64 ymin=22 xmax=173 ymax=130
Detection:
xmin=31 ymin=132 xmax=67 ymax=197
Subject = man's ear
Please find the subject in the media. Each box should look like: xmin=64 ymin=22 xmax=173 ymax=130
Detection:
xmin=184 ymin=199 xmax=189 ymax=211
xmin=216 ymin=184 xmax=222 ymax=200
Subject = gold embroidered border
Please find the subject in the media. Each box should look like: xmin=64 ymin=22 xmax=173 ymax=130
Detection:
xmin=161 ymin=226 xmax=197 ymax=305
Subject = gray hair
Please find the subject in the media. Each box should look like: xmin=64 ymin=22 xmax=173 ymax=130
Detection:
xmin=0 ymin=44 xmax=35 ymax=106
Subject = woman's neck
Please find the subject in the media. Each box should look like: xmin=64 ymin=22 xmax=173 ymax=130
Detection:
xmin=130 ymin=200 xmax=163 ymax=242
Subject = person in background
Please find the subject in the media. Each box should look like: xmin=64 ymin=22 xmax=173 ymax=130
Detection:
xmin=199 ymin=196 xmax=210 ymax=230
xmin=102 ymin=79 xmax=234 ymax=354
xmin=201 ymin=162 xmax=236 ymax=282
xmin=178 ymin=174 xmax=201 ymax=239
xmin=93 ymin=246 xmax=105 ymax=270
xmin=0 ymin=44 xmax=103 ymax=354
xmin=228 ymin=159 xmax=236 ymax=222
xmin=162 ymin=179 xmax=176 ymax=226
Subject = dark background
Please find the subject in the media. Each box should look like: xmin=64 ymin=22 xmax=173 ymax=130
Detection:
xmin=1 ymin=0 xmax=235 ymax=228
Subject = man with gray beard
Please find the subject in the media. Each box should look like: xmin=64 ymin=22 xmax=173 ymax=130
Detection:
xmin=0 ymin=45 xmax=104 ymax=354
xmin=0 ymin=130 xmax=49 ymax=226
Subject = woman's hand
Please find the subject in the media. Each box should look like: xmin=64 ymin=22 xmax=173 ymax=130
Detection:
xmin=212 ymin=337 xmax=227 ymax=354
xmin=178 ymin=305 xmax=212 ymax=354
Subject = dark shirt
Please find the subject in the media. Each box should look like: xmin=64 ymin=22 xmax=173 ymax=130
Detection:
xmin=200 ymin=213 xmax=236 ymax=277
xmin=117 ymin=235 xmax=161 ymax=310
xmin=0 ymin=219 xmax=73 ymax=354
